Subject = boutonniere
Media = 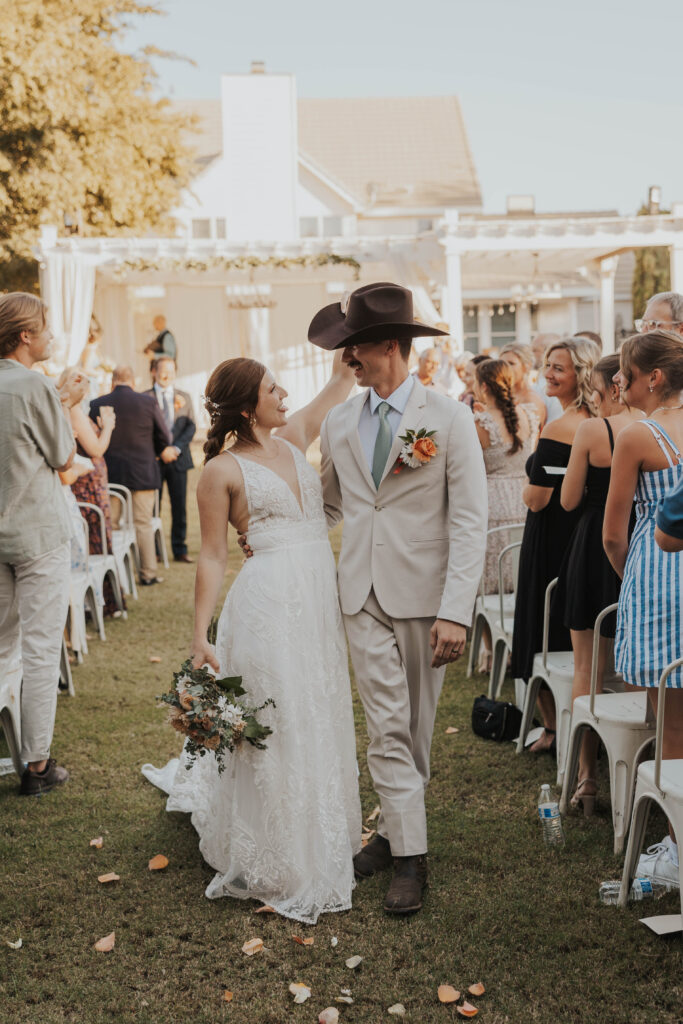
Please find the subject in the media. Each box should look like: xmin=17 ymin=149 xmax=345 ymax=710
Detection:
xmin=393 ymin=427 xmax=438 ymax=474
xmin=174 ymin=394 xmax=184 ymax=413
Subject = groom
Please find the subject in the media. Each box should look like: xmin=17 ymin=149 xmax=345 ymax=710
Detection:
xmin=310 ymin=283 xmax=487 ymax=915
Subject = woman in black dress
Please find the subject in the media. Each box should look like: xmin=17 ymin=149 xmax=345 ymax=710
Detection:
xmin=552 ymin=355 xmax=642 ymax=810
xmin=510 ymin=336 xmax=598 ymax=753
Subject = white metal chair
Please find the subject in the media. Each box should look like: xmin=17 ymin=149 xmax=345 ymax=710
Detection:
xmin=619 ymin=656 xmax=683 ymax=922
xmin=515 ymin=577 xmax=574 ymax=785
xmin=108 ymin=485 xmax=138 ymax=600
xmin=68 ymin=518 xmax=100 ymax=663
xmin=467 ymin=523 xmax=525 ymax=698
xmin=0 ymin=653 xmax=23 ymax=777
xmin=59 ymin=635 xmax=75 ymax=697
xmin=559 ymin=603 xmax=655 ymax=853
xmin=76 ymin=501 xmax=127 ymax=636
xmin=152 ymin=490 xmax=169 ymax=570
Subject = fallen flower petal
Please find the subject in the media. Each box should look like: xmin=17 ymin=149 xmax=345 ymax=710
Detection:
xmin=340 ymin=989 xmax=351 ymax=996
xmin=255 ymin=905 xmax=275 ymax=914
xmin=336 ymin=996 xmax=353 ymax=1004
xmin=330 ymin=936 xmax=338 ymax=947
xmin=388 ymin=1004 xmax=406 ymax=1016
xmin=291 ymin=984 xmax=311 ymax=1004
xmin=223 ymin=991 xmax=233 ymax=1002
xmin=445 ymin=726 xmax=459 ymax=734
xmin=148 ymin=854 xmax=169 ymax=871
xmin=97 ymin=873 xmax=120 ymax=884
xmin=366 ymin=805 xmax=381 ymax=822
xmin=149 ymin=656 xmax=162 ymax=663
xmin=5 ymin=938 xmax=22 ymax=949
xmin=89 ymin=837 xmax=103 ymax=849
xmin=457 ymin=1002 xmax=479 ymax=1018
xmin=241 ymin=938 xmax=263 ymax=956
xmin=292 ymin=935 xmax=314 ymax=946
xmin=319 ymin=1010 xmax=339 ymax=1024
xmin=437 ymin=985 xmax=460 ymax=1003
xmin=345 ymin=955 xmax=362 ymax=969
xmin=468 ymin=983 xmax=485 ymax=997
xmin=94 ymin=932 xmax=115 ymax=952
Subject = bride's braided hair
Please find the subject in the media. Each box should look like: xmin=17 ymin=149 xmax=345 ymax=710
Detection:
xmin=475 ymin=359 xmax=523 ymax=454
xmin=203 ymin=357 xmax=266 ymax=464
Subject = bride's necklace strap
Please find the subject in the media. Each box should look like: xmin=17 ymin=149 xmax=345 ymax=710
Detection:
xmin=232 ymin=439 xmax=282 ymax=461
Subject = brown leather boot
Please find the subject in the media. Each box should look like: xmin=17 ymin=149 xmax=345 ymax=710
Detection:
xmin=383 ymin=855 xmax=428 ymax=915
xmin=353 ymin=833 xmax=393 ymax=878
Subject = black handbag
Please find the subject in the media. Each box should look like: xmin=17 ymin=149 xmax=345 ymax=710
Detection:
xmin=471 ymin=694 xmax=522 ymax=742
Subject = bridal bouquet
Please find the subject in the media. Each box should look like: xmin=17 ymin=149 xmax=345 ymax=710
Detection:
xmin=158 ymin=659 xmax=275 ymax=773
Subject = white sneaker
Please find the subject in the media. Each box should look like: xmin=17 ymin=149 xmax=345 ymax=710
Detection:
xmin=636 ymin=835 xmax=680 ymax=889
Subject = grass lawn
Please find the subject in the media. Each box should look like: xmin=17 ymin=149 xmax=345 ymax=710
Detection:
xmin=1 ymin=456 xmax=681 ymax=1024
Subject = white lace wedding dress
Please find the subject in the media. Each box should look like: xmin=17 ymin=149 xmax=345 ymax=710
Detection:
xmin=160 ymin=439 xmax=362 ymax=924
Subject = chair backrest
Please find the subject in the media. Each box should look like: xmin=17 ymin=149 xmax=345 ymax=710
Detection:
xmin=498 ymin=540 xmax=523 ymax=626
xmin=153 ymin=489 xmax=161 ymax=518
xmin=541 ymin=577 xmax=559 ymax=671
xmin=77 ymin=501 xmax=107 ymax=554
xmin=654 ymin=656 xmax=683 ymax=790
xmin=108 ymin=484 xmax=133 ymax=528
xmin=481 ymin=522 xmax=526 ymax=599
xmin=588 ymin=602 xmax=619 ymax=715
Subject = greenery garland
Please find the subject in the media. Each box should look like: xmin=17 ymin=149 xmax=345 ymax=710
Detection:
xmin=112 ymin=252 xmax=361 ymax=279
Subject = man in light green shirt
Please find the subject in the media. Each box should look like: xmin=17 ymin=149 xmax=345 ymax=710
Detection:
xmin=0 ymin=293 xmax=82 ymax=796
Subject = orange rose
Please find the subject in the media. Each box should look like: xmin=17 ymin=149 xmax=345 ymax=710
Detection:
xmin=412 ymin=437 xmax=437 ymax=463
xmin=178 ymin=689 xmax=194 ymax=711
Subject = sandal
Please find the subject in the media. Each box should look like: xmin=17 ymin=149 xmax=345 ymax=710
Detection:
xmin=528 ymin=728 xmax=556 ymax=756
xmin=570 ymin=777 xmax=597 ymax=817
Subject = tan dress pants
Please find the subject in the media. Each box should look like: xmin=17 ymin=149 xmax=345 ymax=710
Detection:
xmin=0 ymin=543 xmax=70 ymax=762
xmin=344 ymin=588 xmax=446 ymax=857
xmin=111 ymin=489 xmax=157 ymax=582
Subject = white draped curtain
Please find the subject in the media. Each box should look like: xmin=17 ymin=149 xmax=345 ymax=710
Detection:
xmin=41 ymin=251 xmax=103 ymax=367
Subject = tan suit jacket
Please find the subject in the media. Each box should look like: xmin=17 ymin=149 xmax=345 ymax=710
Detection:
xmin=320 ymin=379 xmax=488 ymax=624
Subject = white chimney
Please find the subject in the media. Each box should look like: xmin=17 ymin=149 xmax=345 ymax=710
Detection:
xmin=221 ymin=70 xmax=298 ymax=242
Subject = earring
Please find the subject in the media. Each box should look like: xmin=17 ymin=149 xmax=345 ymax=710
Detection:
xmin=649 ymin=386 xmax=654 ymax=393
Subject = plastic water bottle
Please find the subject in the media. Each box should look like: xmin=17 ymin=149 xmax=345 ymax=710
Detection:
xmin=599 ymin=878 xmax=670 ymax=905
xmin=537 ymin=784 xmax=565 ymax=846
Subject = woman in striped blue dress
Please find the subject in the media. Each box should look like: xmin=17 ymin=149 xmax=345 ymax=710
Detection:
xmin=604 ymin=329 xmax=683 ymax=886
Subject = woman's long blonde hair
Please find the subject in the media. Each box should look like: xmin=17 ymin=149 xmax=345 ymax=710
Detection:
xmin=546 ymin=336 xmax=599 ymax=414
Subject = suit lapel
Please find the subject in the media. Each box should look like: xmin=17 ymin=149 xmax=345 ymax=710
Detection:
xmin=346 ymin=391 xmax=376 ymax=491
xmin=379 ymin=379 xmax=428 ymax=486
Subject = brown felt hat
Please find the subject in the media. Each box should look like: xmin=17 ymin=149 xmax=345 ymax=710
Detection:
xmin=308 ymin=282 xmax=448 ymax=351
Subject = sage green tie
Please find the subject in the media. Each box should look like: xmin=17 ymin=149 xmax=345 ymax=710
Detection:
xmin=372 ymin=401 xmax=393 ymax=488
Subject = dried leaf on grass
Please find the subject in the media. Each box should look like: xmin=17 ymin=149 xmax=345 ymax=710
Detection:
xmin=438 ymin=985 xmax=460 ymax=1003
xmin=89 ymin=837 xmax=103 ymax=849
xmin=223 ymin=991 xmax=233 ymax=1002
xmin=388 ymin=1004 xmax=406 ymax=1016
xmin=292 ymin=934 xmax=314 ymax=946
xmin=289 ymin=983 xmax=311 ymax=1004
xmin=5 ymin=938 xmax=22 ymax=949
xmin=340 ymin=989 xmax=351 ymax=996
xmin=97 ymin=873 xmax=120 ymax=884
xmin=148 ymin=854 xmax=169 ymax=871
xmin=319 ymin=1010 xmax=339 ymax=1024
xmin=255 ymin=905 xmax=275 ymax=914
xmin=468 ymin=983 xmax=485 ymax=997
xmin=94 ymin=932 xmax=115 ymax=952
xmin=366 ymin=805 xmax=381 ymax=822
xmin=457 ymin=1002 xmax=479 ymax=1017
xmin=336 ymin=996 xmax=353 ymax=1004
xmin=345 ymin=955 xmax=362 ymax=969
xmin=149 ymin=656 xmax=162 ymax=663
xmin=445 ymin=726 xmax=459 ymax=734
xmin=241 ymin=937 xmax=263 ymax=956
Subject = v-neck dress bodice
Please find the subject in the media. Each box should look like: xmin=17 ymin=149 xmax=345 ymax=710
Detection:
xmin=165 ymin=437 xmax=361 ymax=924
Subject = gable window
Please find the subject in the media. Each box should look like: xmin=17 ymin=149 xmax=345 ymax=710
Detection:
xmin=191 ymin=218 xmax=211 ymax=239
xmin=215 ymin=218 xmax=227 ymax=239
xmin=322 ymin=216 xmax=342 ymax=236
xmin=299 ymin=217 xmax=319 ymax=238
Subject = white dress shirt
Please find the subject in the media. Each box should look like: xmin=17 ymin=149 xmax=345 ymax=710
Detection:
xmin=357 ymin=374 xmax=415 ymax=469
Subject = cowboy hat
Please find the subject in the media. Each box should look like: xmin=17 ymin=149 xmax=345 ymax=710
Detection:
xmin=308 ymin=282 xmax=448 ymax=351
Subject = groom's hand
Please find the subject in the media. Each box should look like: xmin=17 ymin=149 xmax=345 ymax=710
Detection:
xmin=430 ymin=619 xmax=467 ymax=668
xmin=237 ymin=533 xmax=253 ymax=559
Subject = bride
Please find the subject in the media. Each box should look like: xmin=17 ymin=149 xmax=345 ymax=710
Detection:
xmin=163 ymin=351 xmax=361 ymax=924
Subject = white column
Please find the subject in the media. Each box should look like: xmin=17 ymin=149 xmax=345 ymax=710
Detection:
xmin=477 ymin=304 xmax=492 ymax=352
xmin=444 ymin=250 xmax=463 ymax=352
xmin=670 ymin=246 xmax=683 ymax=294
xmin=600 ymin=256 xmax=618 ymax=354
xmin=516 ymin=303 xmax=532 ymax=345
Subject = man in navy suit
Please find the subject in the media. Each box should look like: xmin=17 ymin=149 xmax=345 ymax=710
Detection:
xmin=90 ymin=365 xmax=173 ymax=586
xmin=146 ymin=357 xmax=196 ymax=563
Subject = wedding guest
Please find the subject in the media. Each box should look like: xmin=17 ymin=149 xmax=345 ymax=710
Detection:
xmin=552 ymin=354 xmax=642 ymax=811
xmin=145 ymin=357 xmax=196 ymax=563
xmin=500 ymin=342 xmax=547 ymax=437
xmin=531 ymin=332 xmax=563 ymax=423
xmin=459 ymin=353 xmax=490 ymax=409
xmin=472 ymin=359 xmax=536 ymax=671
xmin=655 ymin=473 xmax=683 ymax=551
xmin=143 ymin=314 xmax=177 ymax=368
xmin=636 ymin=291 xmax=683 ymax=338
xmin=510 ymin=336 xmax=597 ymax=754
xmin=412 ymin=347 xmax=449 ymax=394
xmin=604 ymin=329 xmax=683 ymax=886
xmin=90 ymin=366 xmax=172 ymax=586
xmin=0 ymin=293 xmax=82 ymax=795
xmin=431 ymin=328 xmax=464 ymax=397
xmin=573 ymin=330 xmax=603 ymax=351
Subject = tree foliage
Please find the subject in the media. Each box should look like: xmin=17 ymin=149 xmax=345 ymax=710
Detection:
xmin=632 ymin=204 xmax=671 ymax=320
xmin=0 ymin=0 xmax=197 ymax=290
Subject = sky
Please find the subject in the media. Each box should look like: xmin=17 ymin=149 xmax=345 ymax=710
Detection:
xmin=125 ymin=0 xmax=683 ymax=216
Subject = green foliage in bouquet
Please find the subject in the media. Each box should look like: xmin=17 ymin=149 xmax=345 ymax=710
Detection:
xmin=157 ymin=659 xmax=275 ymax=774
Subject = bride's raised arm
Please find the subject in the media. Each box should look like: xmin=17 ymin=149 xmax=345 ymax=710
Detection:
xmin=191 ymin=458 xmax=233 ymax=671
xmin=277 ymin=350 xmax=354 ymax=453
